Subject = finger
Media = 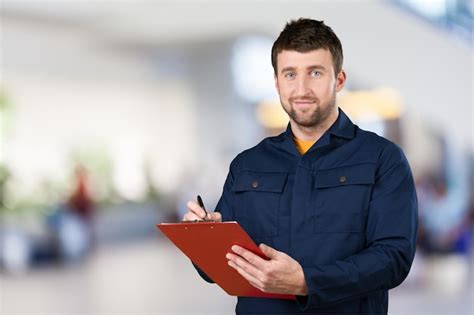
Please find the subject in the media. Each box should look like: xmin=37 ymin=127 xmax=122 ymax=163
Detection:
xmin=186 ymin=201 xmax=206 ymax=219
xmin=209 ymin=212 xmax=222 ymax=222
xmin=226 ymin=252 xmax=264 ymax=279
xmin=259 ymin=243 xmax=281 ymax=260
xmin=182 ymin=212 xmax=203 ymax=221
xmin=231 ymin=245 xmax=267 ymax=269
xmin=227 ymin=260 xmax=264 ymax=290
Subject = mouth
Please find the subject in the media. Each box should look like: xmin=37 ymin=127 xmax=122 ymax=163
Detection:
xmin=292 ymin=100 xmax=316 ymax=110
xmin=293 ymin=101 xmax=314 ymax=105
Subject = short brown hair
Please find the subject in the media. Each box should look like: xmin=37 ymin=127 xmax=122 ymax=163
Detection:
xmin=271 ymin=18 xmax=343 ymax=76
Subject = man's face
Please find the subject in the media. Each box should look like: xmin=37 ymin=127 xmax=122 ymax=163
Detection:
xmin=274 ymin=49 xmax=346 ymax=128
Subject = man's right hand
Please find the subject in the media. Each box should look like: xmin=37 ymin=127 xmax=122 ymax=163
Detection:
xmin=182 ymin=200 xmax=222 ymax=222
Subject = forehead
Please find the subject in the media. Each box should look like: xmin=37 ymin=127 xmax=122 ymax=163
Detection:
xmin=276 ymin=49 xmax=334 ymax=71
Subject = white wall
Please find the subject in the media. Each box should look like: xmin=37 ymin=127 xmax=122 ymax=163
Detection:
xmin=1 ymin=18 xmax=198 ymax=199
xmin=1 ymin=0 xmax=472 ymax=201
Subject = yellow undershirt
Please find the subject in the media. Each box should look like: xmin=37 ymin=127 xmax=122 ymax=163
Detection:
xmin=293 ymin=137 xmax=317 ymax=155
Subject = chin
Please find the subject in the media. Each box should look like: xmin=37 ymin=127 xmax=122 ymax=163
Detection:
xmin=294 ymin=118 xmax=318 ymax=128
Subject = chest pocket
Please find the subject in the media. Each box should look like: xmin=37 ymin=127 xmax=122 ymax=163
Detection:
xmin=231 ymin=171 xmax=287 ymax=238
xmin=313 ymin=163 xmax=375 ymax=233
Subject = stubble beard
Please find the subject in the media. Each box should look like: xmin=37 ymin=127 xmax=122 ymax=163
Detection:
xmin=281 ymin=92 xmax=337 ymax=128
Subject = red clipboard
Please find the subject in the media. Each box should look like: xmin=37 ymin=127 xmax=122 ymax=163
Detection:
xmin=157 ymin=221 xmax=296 ymax=300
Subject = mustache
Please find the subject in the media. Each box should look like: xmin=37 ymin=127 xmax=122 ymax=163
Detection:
xmin=289 ymin=96 xmax=319 ymax=103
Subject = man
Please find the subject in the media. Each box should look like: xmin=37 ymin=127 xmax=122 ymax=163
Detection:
xmin=183 ymin=18 xmax=418 ymax=314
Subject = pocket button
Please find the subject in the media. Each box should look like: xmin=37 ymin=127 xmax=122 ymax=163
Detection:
xmin=251 ymin=180 xmax=259 ymax=188
xmin=339 ymin=176 xmax=347 ymax=183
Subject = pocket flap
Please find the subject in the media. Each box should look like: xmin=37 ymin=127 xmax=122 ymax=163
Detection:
xmin=315 ymin=163 xmax=375 ymax=188
xmin=232 ymin=171 xmax=287 ymax=193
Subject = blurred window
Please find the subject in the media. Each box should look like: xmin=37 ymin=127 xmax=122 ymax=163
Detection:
xmin=231 ymin=36 xmax=278 ymax=103
xmin=393 ymin=0 xmax=473 ymax=45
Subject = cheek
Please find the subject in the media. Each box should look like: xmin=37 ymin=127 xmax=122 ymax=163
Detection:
xmin=277 ymin=84 xmax=292 ymax=99
xmin=281 ymin=88 xmax=291 ymax=99
xmin=316 ymin=81 xmax=335 ymax=98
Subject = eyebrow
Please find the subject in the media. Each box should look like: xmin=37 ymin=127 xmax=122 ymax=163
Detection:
xmin=280 ymin=65 xmax=327 ymax=74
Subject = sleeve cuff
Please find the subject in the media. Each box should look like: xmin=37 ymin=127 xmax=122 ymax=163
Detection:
xmin=296 ymin=266 xmax=318 ymax=311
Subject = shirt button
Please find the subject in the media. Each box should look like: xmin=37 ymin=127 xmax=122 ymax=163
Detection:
xmin=251 ymin=180 xmax=259 ymax=188
xmin=339 ymin=176 xmax=347 ymax=183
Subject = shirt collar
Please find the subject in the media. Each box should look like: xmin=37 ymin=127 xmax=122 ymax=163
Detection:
xmin=278 ymin=107 xmax=356 ymax=156
xmin=326 ymin=107 xmax=356 ymax=140
xmin=284 ymin=107 xmax=355 ymax=139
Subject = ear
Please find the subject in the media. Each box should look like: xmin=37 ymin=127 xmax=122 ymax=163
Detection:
xmin=335 ymin=69 xmax=346 ymax=93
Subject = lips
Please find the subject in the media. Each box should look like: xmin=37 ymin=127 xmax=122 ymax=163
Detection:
xmin=293 ymin=101 xmax=314 ymax=105
xmin=292 ymin=99 xmax=316 ymax=109
xmin=291 ymin=97 xmax=317 ymax=105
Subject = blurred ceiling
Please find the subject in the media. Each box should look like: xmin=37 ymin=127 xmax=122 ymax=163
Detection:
xmin=0 ymin=0 xmax=392 ymax=46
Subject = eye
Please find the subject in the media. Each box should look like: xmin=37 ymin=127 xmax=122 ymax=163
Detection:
xmin=284 ymin=72 xmax=295 ymax=79
xmin=310 ymin=70 xmax=322 ymax=77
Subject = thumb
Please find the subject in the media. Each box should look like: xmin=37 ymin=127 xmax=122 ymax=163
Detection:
xmin=259 ymin=243 xmax=279 ymax=260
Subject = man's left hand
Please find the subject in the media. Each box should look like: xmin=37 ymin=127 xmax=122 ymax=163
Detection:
xmin=226 ymin=243 xmax=308 ymax=296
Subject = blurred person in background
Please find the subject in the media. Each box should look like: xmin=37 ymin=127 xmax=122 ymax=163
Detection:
xmin=183 ymin=18 xmax=418 ymax=314
xmin=68 ymin=165 xmax=95 ymax=232
xmin=45 ymin=164 xmax=95 ymax=263
xmin=67 ymin=164 xmax=95 ymax=250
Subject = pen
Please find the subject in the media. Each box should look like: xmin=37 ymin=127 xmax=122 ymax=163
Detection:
xmin=197 ymin=195 xmax=208 ymax=220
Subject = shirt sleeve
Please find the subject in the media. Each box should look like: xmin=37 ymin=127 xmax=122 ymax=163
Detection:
xmin=193 ymin=156 xmax=238 ymax=283
xmin=297 ymin=143 xmax=418 ymax=310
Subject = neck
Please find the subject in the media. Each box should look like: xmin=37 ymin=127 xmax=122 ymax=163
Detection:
xmin=290 ymin=108 xmax=339 ymax=141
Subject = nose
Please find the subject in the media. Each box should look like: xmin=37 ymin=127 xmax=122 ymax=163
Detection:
xmin=295 ymin=75 xmax=310 ymax=97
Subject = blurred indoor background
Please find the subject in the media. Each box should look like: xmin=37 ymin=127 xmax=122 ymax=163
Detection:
xmin=0 ymin=0 xmax=472 ymax=314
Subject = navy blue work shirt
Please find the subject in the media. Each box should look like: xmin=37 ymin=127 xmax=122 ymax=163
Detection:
xmin=197 ymin=108 xmax=418 ymax=314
